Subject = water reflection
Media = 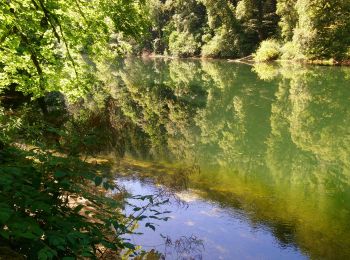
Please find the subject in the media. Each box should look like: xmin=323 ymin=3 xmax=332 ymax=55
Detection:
xmin=120 ymin=178 xmax=307 ymax=260
xmin=108 ymin=60 xmax=350 ymax=259
xmin=77 ymin=58 xmax=350 ymax=259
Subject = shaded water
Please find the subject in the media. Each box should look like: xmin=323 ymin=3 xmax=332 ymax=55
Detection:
xmin=109 ymin=58 xmax=350 ymax=259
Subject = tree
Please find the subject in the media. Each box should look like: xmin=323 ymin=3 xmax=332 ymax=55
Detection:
xmin=0 ymin=0 xmax=150 ymax=258
xmin=236 ymin=0 xmax=279 ymax=42
xmin=199 ymin=0 xmax=246 ymax=57
xmin=293 ymin=0 xmax=350 ymax=60
xmin=276 ymin=0 xmax=298 ymax=41
xmin=0 ymin=0 xmax=147 ymax=99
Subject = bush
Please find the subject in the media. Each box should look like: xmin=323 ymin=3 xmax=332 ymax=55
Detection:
xmin=168 ymin=31 xmax=200 ymax=57
xmin=201 ymin=27 xmax=239 ymax=58
xmin=0 ymin=106 xmax=130 ymax=258
xmin=0 ymin=102 xmax=168 ymax=259
xmin=280 ymin=41 xmax=300 ymax=60
xmin=254 ymin=39 xmax=281 ymax=62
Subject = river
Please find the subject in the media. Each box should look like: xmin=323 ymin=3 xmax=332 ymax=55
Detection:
xmin=103 ymin=58 xmax=350 ymax=259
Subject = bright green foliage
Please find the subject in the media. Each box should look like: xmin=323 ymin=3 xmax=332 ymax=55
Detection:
xmin=236 ymin=0 xmax=279 ymax=41
xmin=142 ymin=0 xmax=281 ymax=58
xmin=200 ymin=0 xmax=279 ymax=57
xmin=169 ymin=31 xmax=199 ymax=57
xmin=199 ymin=0 xmax=237 ymax=30
xmin=200 ymin=0 xmax=246 ymax=57
xmin=254 ymin=39 xmax=281 ymax=62
xmin=165 ymin=0 xmax=206 ymax=56
xmin=145 ymin=0 xmax=169 ymax=53
xmin=273 ymin=0 xmax=350 ymax=61
xmin=142 ymin=0 xmax=350 ymax=60
xmin=293 ymin=0 xmax=350 ymax=60
xmin=0 ymin=0 xmax=147 ymax=98
xmin=164 ymin=0 xmax=207 ymax=34
xmin=201 ymin=26 xmax=241 ymax=58
xmin=276 ymin=0 xmax=298 ymax=40
xmin=0 ymin=0 xmax=156 ymax=258
xmin=142 ymin=0 xmax=206 ymax=54
xmin=280 ymin=41 xmax=304 ymax=60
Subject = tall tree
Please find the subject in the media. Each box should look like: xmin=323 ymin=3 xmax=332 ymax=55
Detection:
xmin=293 ymin=0 xmax=350 ymax=60
xmin=276 ymin=0 xmax=298 ymax=41
xmin=236 ymin=0 xmax=279 ymax=41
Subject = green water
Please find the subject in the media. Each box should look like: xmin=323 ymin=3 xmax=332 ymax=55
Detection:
xmin=111 ymin=58 xmax=350 ymax=259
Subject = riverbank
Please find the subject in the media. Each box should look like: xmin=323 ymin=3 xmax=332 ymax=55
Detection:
xmin=141 ymin=53 xmax=350 ymax=66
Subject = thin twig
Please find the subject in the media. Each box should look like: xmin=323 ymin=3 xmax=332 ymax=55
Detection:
xmin=74 ymin=0 xmax=88 ymax=24
xmin=31 ymin=0 xmax=61 ymax=42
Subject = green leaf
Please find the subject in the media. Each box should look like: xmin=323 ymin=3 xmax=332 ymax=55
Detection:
xmin=81 ymin=251 xmax=93 ymax=257
xmin=54 ymin=171 xmax=67 ymax=178
xmin=94 ymin=176 xmax=103 ymax=186
xmin=21 ymin=232 xmax=37 ymax=239
xmin=123 ymin=242 xmax=135 ymax=250
xmin=38 ymin=247 xmax=57 ymax=260
xmin=74 ymin=204 xmax=84 ymax=213
xmin=38 ymin=249 xmax=48 ymax=260
xmin=103 ymin=181 xmax=109 ymax=190
xmin=0 ymin=230 xmax=10 ymax=239
xmin=0 ymin=206 xmax=12 ymax=223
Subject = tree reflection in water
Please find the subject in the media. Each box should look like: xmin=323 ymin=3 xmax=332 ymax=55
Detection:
xmin=25 ymin=58 xmax=349 ymax=259
xmin=109 ymin=58 xmax=350 ymax=259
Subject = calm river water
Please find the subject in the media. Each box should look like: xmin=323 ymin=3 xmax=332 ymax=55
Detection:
xmin=110 ymin=58 xmax=350 ymax=259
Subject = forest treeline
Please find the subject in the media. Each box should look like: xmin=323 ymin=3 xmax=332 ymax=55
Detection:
xmin=131 ymin=0 xmax=350 ymax=62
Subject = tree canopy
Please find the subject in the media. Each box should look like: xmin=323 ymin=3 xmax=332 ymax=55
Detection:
xmin=0 ymin=0 xmax=148 ymax=98
xmin=139 ymin=0 xmax=350 ymax=61
xmin=0 ymin=1 xmax=159 ymax=259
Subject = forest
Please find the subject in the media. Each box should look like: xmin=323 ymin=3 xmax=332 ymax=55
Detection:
xmin=0 ymin=0 xmax=350 ymax=259
xmin=135 ymin=0 xmax=350 ymax=63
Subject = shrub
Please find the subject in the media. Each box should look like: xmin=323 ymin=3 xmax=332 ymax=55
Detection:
xmin=280 ymin=41 xmax=305 ymax=60
xmin=0 ymin=102 xmax=168 ymax=259
xmin=254 ymin=39 xmax=281 ymax=62
xmin=0 ymin=106 xmax=130 ymax=258
xmin=201 ymin=27 xmax=239 ymax=58
xmin=168 ymin=31 xmax=200 ymax=57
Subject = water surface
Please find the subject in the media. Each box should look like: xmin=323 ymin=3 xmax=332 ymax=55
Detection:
xmin=109 ymin=58 xmax=350 ymax=259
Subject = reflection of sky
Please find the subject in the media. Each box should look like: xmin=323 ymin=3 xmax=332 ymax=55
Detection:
xmin=120 ymin=179 xmax=308 ymax=260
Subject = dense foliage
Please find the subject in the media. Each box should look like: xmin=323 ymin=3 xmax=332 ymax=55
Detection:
xmin=0 ymin=0 xmax=165 ymax=259
xmin=0 ymin=0 xmax=148 ymax=98
xmin=253 ymin=39 xmax=281 ymax=62
xmin=139 ymin=0 xmax=350 ymax=61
